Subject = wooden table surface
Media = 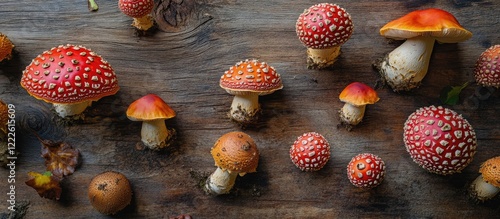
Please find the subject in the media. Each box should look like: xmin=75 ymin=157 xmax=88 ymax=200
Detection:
xmin=1 ymin=0 xmax=499 ymax=218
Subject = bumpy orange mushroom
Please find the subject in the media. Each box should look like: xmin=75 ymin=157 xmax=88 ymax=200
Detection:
xmin=0 ymin=33 xmax=14 ymax=62
xmin=469 ymin=156 xmax=500 ymax=202
xmin=205 ymin=132 xmax=259 ymax=195
xmin=88 ymin=171 xmax=132 ymax=215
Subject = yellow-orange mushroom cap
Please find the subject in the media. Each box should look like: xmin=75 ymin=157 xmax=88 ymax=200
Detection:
xmin=339 ymin=82 xmax=379 ymax=106
xmin=126 ymin=94 xmax=176 ymax=121
xmin=479 ymin=156 xmax=500 ymax=188
xmin=380 ymin=8 xmax=472 ymax=43
xmin=210 ymin=131 xmax=259 ymax=175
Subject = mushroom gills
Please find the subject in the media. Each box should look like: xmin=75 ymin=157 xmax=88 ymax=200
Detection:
xmin=378 ymin=36 xmax=435 ymax=91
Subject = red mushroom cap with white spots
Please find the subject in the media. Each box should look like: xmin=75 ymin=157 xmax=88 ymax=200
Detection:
xmin=118 ymin=0 xmax=154 ymax=18
xmin=20 ymin=44 xmax=119 ymax=104
xmin=296 ymin=3 xmax=353 ymax=49
xmin=347 ymin=153 xmax=386 ymax=188
xmin=290 ymin=132 xmax=331 ymax=172
xmin=474 ymin=45 xmax=500 ymax=88
xmin=404 ymin=105 xmax=477 ymax=175
xmin=220 ymin=59 xmax=283 ymax=96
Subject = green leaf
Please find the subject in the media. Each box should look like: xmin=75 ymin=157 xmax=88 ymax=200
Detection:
xmin=440 ymin=82 xmax=469 ymax=105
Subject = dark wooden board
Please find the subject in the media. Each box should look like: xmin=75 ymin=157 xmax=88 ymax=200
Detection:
xmin=1 ymin=0 xmax=500 ymax=218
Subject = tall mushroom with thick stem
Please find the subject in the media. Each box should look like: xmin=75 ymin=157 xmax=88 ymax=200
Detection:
xmin=296 ymin=3 xmax=353 ymax=69
xmin=468 ymin=156 xmax=500 ymax=202
xmin=338 ymin=82 xmax=379 ymax=128
xmin=118 ymin=0 xmax=155 ymax=31
xmin=20 ymin=44 xmax=119 ymax=118
xmin=126 ymin=94 xmax=176 ymax=150
xmin=220 ymin=59 xmax=283 ymax=125
xmin=205 ymin=132 xmax=259 ymax=195
xmin=374 ymin=8 xmax=472 ymax=92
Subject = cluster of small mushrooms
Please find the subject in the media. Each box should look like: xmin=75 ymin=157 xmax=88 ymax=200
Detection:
xmin=0 ymin=1 xmax=499 ymax=216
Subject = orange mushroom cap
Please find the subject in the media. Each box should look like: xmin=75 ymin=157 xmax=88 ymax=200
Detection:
xmin=339 ymin=82 xmax=379 ymax=106
xmin=210 ymin=131 xmax=259 ymax=175
xmin=0 ymin=100 xmax=7 ymax=134
xmin=220 ymin=59 xmax=283 ymax=96
xmin=0 ymin=33 xmax=14 ymax=62
xmin=479 ymin=156 xmax=500 ymax=188
xmin=380 ymin=8 xmax=472 ymax=43
xmin=126 ymin=94 xmax=176 ymax=121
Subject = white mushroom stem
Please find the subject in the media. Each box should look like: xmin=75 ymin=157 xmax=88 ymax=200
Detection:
xmin=205 ymin=167 xmax=241 ymax=195
xmin=53 ymin=101 xmax=92 ymax=117
xmin=339 ymin=103 xmax=366 ymax=125
xmin=229 ymin=93 xmax=259 ymax=123
xmin=307 ymin=46 xmax=341 ymax=67
xmin=470 ymin=174 xmax=500 ymax=201
xmin=378 ymin=36 xmax=436 ymax=91
xmin=140 ymin=119 xmax=170 ymax=150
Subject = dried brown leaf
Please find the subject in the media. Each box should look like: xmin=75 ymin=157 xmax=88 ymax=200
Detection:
xmin=25 ymin=171 xmax=62 ymax=200
xmin=40 ymin=139 xmax=80 ymax=178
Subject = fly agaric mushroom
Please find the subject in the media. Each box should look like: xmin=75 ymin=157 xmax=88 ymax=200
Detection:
xmin=469 ymin=156 xmax=500 ymax=202
xmin=88 ymin=171 xmax=132 ymax=215
xmin=118 ymin=0 xmax=155 ymax=31
xmin=205 ymin=131 xmax=259 ymax=195
xmin=347 ymin=153 xmax=386 ymax=188
xmin=474 ymin=45 xmax=500 ymax=88
xmin=374 ymin=8 xmax=472 ymax=91
xmin=220 ymin=59 xmax=283 ymax=125
xmin=296 ymin=3 xmax=353 ymax=69
xmin=0 ymin=33 xmax=14 ymax=62
xmin=20 ymin=44 xmax=119 ymax=118
xmin=404 ymin=105 xmax=477 ymax=175
xmin=290 ymin=132 xmax=331 ymax=172
xmin=126 ymin=94 xmax=176 ymax=150
xmin=339 ymin=82 xmax=379 ymax=128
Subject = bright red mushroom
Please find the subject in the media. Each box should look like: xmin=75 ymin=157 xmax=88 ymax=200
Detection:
xmin=118 ymin=0 xmax=155 ymax=31
xmin=474 ymin=45 xmax=500 ymax=88
xmin=20 ymin=44 xmax=119 ymax=118
xmin=347 ymin=153 xmax=386 ymax=188
xmin=404 ymin=105 xmax=477 ymax=175
xmin=290 ymin=132 xmax=331 ymax=172
xmin=296 ymin=3 xmax=353 ymax=69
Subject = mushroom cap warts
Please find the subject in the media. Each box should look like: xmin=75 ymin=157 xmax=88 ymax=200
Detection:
xmin=20 ymin=44 xmax=119 ymax=104
xmin=339 ymin=82 xmax=379 ymax=106
xmin=210 ymin=132 xmax=259 ymax=175
xmin=0 ymin=33 xmax=14 ymax=62
xmin=474 ymin=45 xmax=500 ymax=88
xmin=126 ymin=94 xmax=176 ymax=121
xmin=347 ymin=153 xmax=386 ymax=188
xmin=118 ymin=0 xmax=154 ymax=18
xmin=479 ymin=156 xmax=500 ymax=188
xmin=404 ymin=105 xmax=477 ymax=175
xmin=88 ymin=171 xmax=132 ymax=215
xmin=290 ymin=132 xmax=331 ymax=172
xmin=296 ymin=3 xmax=353 ymax=49
xmin=220 ymin=59 xmax=283 ymax=96
xmin=380 ymin=8 xmax=472 ymax=43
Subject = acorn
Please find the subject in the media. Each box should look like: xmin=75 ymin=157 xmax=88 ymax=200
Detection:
xmin=88 ymin=171 xmax=132 ymax=215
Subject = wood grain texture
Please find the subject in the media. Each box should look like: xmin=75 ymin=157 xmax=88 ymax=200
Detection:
xmin=1 ymin=0 xmax=500 ymax=218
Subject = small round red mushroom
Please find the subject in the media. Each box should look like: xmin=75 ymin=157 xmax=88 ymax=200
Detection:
xmin=126 ymin=94 xmax=176 ymax=150
xmin=290 ymin=132 xmax=331 ymax=172
xmin=347 ymin=153 xmax=386 ymax=188
xmin=404 ymin=105 xmax=477 ymax=175
xmin=474 ymin=45 xmax=500 ymax=88
xmin=20 ymin=44 xmax=119 ymax=118
xmin=296 ymin=3 xmax=353 ymax=69
xmin=118 ymin=0 xmax=155 ymax=31
xmin=219 ymin=59 xmax=283 ymax=125
xmin=338 ymin=82 xmax=379 ymax=128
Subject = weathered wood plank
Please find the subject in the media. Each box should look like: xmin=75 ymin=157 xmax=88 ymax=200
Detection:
xmin=1 ymin=0 xmax=500 ymax=218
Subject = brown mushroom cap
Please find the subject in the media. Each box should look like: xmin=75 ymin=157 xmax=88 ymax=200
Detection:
xmin=88 ymin=171 xmax=132 ymax=215
xmin=210 ymin=131 xmax=259 ymax=175
xmin=474 ymin=45 xmax=500 ymax=88
xmin=126 ymin=94 xmax=176 ymax=121
xmin=0 ymin=33 xmax=14 ymax=62
xmin=220 ymin=59 xmax=283 ymax=96
xmin=479 ymin=156 xmax=500 ymax=188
